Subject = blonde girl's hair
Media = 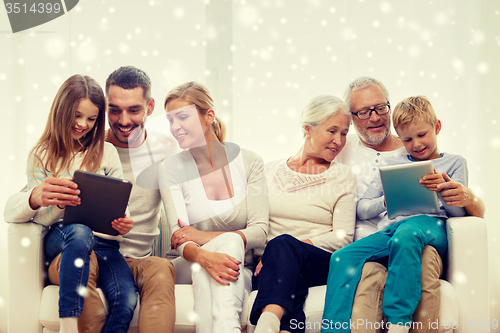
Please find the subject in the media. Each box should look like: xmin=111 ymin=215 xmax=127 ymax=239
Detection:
xmin=31 ymin=74 xmax=106 ymax=176
xmin=164 ymin=81 xmax=226 ymax=142
xmin=392 ymin=95 xmax=438 ymax=130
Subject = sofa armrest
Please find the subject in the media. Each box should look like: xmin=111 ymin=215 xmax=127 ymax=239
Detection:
xmin=446 ymin=217 xmax=489 ymax=333
xmin=8 ymin=221 xmax=47 ymax=333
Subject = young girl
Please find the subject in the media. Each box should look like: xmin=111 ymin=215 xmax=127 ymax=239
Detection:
xmin=159 ymin=81 xmax=269 ymax=333
xmin=24 ymin=74 xmax=137 ymax=333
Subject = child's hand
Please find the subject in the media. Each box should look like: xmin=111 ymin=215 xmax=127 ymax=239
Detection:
xmin=437 ymin=173 xmax=474 ymax=207
xmin=419 ymin=169 xmax=445 ymax=192
xmin=30 ymin=176 xmax=81 ymax=210
xmin=112 ymin=213 xmax=133 ymax=235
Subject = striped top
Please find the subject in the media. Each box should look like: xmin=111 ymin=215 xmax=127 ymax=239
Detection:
xmin=26 ymin=142 xmax=124 ymax=227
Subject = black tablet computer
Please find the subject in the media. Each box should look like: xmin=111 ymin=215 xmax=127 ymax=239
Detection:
xmin=379 ymin=160 xmax=440 ymax=220
xmin=62 ymin=170 xmax=133 ymax=236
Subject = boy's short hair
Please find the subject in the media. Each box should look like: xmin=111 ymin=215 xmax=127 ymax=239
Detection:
xmin=393 ymin=96 xmax=438 ymax=129
xmin=105 ymin=66 xmax=152 ymax=102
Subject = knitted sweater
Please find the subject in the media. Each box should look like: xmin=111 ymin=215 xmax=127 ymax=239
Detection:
xmin=264 ymin=158 xmax=356 ymax=254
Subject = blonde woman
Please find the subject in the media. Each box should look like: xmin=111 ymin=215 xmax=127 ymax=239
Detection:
xmin=158 ymin=81 xmax=268 ymax=333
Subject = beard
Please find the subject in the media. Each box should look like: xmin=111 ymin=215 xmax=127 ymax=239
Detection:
xmin=353 ymin=121 xmax=390 ymax=146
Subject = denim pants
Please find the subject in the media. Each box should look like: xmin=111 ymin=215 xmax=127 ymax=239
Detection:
xmin=250 ymin=234 xmax=332 ymax=333
xmin=322 ymin=215 xmax=447 ymax=333
xmin=45 ymin=223 xmax=138 ymax=332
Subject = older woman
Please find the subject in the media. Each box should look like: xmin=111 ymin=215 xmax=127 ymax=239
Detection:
xmin=250 ymin=95 xmax=356 ymax=333
xmin=159 ymin=81 xmax=269 ymax=333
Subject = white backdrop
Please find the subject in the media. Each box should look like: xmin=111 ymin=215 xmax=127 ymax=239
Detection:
xmin=1 ymin=1 xmax=499 ymax=332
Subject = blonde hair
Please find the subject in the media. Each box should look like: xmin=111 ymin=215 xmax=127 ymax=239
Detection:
xmin=31 ymin=74 xmax=106 ymax=176
xmin=300 ymin=95 xmax=350 ymax=137
xmin=393 ymin=96 xmax=438 ymax=130
xmin=164 ymin=81 xmax=225 ymax=142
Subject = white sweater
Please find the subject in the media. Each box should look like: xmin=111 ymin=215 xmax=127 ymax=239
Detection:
xmin=159 ymin=143 xmax=269 ymax=267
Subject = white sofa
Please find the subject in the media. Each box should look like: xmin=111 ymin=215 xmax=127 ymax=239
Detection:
xmin=7 ymin=216 xmax=489 ymax=333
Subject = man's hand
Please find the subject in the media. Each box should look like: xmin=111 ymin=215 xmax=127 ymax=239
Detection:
xmin=112 ymin=213 xmax=133 ymax=235
xmin=419 ymin=169 xmax=445 ymax=192
xmin=29 ymin=177 xmax=80 ymax=210
xmin=437 ymin=173 xmax=473 ymax=207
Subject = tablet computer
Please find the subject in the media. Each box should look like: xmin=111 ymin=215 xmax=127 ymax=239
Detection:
xmin=62 ymin=170 xmax=133 ymax=236
xmin=379 ymin=160 xmax=440 ymax=220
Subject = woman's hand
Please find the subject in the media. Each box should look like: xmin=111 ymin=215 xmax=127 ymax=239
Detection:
xmin=171 ymin=219 xmax=215 ymax=249
xmin=254 ymin=260 xmax=263 ymax=276
xmin=198 ymin=249 xmax=241 ymax=285
xmin=112 ymin=214 xmax=133 ymax=235
xmin=419 ymin=169 xmax=445 ymax=192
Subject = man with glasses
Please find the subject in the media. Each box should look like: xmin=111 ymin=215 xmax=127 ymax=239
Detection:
xmin=336 ymin=77 xmax=485 ymax=333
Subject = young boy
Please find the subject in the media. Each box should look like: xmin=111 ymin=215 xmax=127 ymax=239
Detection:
xmin=321 ymin=96 xmax=467 ymax=333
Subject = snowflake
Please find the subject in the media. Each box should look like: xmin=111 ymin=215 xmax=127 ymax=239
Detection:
xmin=74 ymin=258 xmax=84 ymax=268
xmin=20 ymin=237 xmax=31 ymax=247
xmin=45 ymin=36 xmax=66 ymax=57
xmin=191 ymin=263 xmax=201 ymax=273
xmin=238 ymin=6 xmax=258 ymax=26
xmin=380 ymin=2 xmax=393 ymax=13
xmin=477 ymin=62 xmax=489 ymax=74
xmin=491 ymin=137 xmax=500 ymax=149
xmin=174 ymin=7 xmax=185 ymax=18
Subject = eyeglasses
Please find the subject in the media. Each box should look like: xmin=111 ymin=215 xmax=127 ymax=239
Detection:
xmin=352 ymin=102 xmax=391 ymax=120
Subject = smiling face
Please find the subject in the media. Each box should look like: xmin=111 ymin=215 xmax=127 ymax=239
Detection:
xmin=396 ymin=120 xmax=441 ymax=161
xmin=305 ymin=112 xmax=350 ymax=163
xmin=166 ymin=98 xmax=209 ymax=149
xmin=106 ymin=85 xmax=154 ymax=148
xmin=350 ymin=84 xmax=391 ymax=147
xmin=71 ymin=98 xmax=99 ymax=142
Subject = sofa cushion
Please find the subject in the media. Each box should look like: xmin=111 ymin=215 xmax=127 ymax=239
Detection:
xmin=38 ymin=284 xmax=248 ymax=332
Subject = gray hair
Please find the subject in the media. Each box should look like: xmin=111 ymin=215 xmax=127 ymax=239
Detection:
xmin=344 ymin=77 xmax=390 ymax=112
xmin=300 ymin=95 xmax=351 ymax=138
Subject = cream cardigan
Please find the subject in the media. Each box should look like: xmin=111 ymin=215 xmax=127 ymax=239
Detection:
xmin=264 ymin=158 xmax=356 ymax=253
xmin=159 ymin=143 xmax=269 ymax=267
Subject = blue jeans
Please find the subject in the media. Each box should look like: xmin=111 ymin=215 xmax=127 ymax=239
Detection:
xmin=45 ymin=223 xmax=137 ymax=332
xmin=250 ymin=234 xmax=332 ymax=333
xmin=322 ymin=215 xmax=447 ymax=333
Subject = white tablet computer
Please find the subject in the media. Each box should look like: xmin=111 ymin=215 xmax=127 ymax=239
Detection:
xmin=63 ymin=170 xmax=133 ymax=236
xmin=379 ymin=160 xmax=440 ymax=220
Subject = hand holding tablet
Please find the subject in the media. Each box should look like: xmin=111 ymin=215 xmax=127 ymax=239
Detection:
xmin=62 ymin=170 xmax=133 ymax=236
xmin=379 ymin=160 xmax=440 ymax=220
